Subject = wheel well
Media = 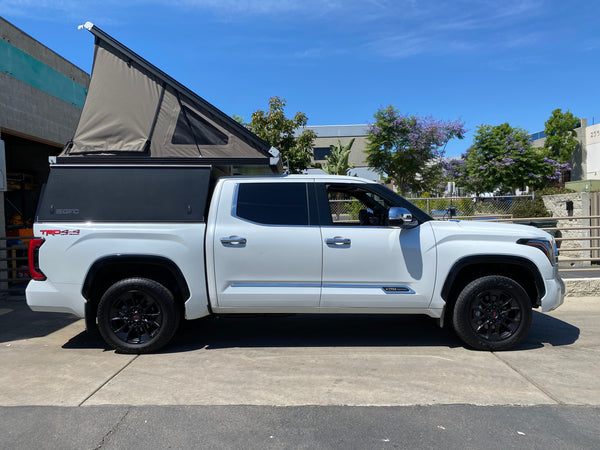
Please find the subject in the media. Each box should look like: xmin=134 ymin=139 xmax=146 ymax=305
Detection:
xmin=82 ymin=256 xmax=190 ymax=321
xmin=441 ymin=257 xmax=545 ymax=317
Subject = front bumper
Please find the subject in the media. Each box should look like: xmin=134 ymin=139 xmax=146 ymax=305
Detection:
xmin=540 ymin=271 xmax=565 ymax=312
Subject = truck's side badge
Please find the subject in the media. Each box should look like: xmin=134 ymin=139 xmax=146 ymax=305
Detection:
xmin=382 ymin=286 xmax=413 ymax=294
xmin=40 ymin=229 xmax=81 ymax=236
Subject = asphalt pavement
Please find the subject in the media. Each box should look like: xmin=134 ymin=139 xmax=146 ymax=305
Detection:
xmin=1 ymin=405 xmax=598 ymax=449
xmin=0 ymin=296 xmax=598 ymax=448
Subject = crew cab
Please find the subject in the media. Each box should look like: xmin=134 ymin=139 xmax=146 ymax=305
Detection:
xmin=26 ymin=164 xmax=564 ymax=353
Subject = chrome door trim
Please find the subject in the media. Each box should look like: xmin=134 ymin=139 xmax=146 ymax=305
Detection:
xmin=230 ymin=282 xmax=321 ymax=288
xmin=322 ymin=284 xmax=415 ymax=294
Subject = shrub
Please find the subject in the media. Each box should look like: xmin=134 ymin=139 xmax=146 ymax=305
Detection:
xmin=537 ymin=187 xmax=575 ymax=196
xmin=510 ymin=198 xmax=550 ymax=218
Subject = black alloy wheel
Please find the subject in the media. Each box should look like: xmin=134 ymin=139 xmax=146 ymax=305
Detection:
xmin=97 ymin=278 xmax=180 ymax=354
xmin=469 ymin=288 xmax=522 ymax=342
xmin=453 ymin=275 xmax=532 ymax=351
xmin=109 ymin=288 xmax=162 ymax=344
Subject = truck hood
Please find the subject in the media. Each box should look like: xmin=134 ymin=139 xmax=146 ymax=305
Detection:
xmin=427 ymin=219 xmax=553 ymax=242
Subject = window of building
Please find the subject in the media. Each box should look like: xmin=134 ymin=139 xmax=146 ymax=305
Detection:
xmin=313 ymin=147 xmax=332 ymax=161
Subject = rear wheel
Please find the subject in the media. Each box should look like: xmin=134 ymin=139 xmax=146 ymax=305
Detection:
xmin=452 ymin=275 xmax=532 ymax=351
xmin=97 ymin=278 xmax=180 ymax=354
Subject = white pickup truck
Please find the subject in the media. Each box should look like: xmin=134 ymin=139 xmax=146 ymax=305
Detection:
xmin=26 ymin=164 xmax=564 ymax=353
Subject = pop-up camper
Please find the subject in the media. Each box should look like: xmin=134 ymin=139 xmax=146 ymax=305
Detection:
xmin=59 ymin=22 xmax=281 ymax=174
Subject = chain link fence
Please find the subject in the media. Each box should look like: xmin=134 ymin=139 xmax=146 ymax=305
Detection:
xmin=408 ymin=195 xmax=534 ymax=219
xmin=328 ymin=199 xmax=362 ymax=223
xmin=329 ymin=195 xmax=536 ymax=221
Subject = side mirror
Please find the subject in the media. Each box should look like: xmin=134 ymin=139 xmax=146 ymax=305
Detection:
xmin=389 ymin=207 xmax=418 ymax=228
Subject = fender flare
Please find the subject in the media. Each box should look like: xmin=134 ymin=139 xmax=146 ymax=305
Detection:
xmin=81 ymin=254 xmax=191 ymax=301
xmin=440 ymin=255 xmax=546 ymax=304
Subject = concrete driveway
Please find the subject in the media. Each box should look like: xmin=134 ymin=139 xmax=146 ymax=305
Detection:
xmin=0 ymin=297 xmax=598 ymax=407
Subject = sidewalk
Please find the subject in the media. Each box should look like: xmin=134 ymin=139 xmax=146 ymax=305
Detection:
xmin=1 ymin=296 xmax=598 ymax=407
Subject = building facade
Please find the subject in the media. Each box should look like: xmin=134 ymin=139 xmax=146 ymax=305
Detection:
xmin=0 ymin=18 xmax=90 ymax=293
xmin=531 ymin=118 xmax=600 ymax=184
xmin=301 ymin=124 xmax=380 ymax=180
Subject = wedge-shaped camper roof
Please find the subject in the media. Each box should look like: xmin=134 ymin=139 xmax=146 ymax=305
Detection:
xmin=59 ymin=22 xmax=280 ymax=171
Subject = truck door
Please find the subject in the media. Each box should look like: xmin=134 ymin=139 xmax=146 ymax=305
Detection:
xmin=211 ymin=180 xmax=322 ymax=309
xmin=317 ymin=183 xmax=436 ymax=309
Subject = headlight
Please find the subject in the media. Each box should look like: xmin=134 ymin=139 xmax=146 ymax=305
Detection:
xmin=518 ymin=238 xmax=557 ymax=265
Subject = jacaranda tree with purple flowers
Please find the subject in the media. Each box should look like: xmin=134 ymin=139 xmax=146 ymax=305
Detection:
xmin=438 ymin=158 xmax=467 ymax=194
xmin=366 ymin=106 xmax=466 ymax=194
xmin=461 ymin=123 xmax=569 ymax=193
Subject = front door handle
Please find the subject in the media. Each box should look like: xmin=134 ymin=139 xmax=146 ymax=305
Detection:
xmin=221 ymin=236 xmax=247 ymax=245
xmin=326 ymin=237 xmax=351 ymax=245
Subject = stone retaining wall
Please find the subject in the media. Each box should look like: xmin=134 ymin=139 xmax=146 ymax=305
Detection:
xmin=542 ymin=193 xmax=591 ymax=267
xmin=564 ymin=278 xmax=600 ymax=297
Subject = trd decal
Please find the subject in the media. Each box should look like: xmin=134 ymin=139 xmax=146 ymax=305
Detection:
xmin=40 ymin=229 xmax=81 ymax=236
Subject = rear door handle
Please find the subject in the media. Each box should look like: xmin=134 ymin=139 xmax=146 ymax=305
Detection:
xmin=326 ymin=237 xmax=351 ymax=245
xmin=221 ymin=236 xmax=247 ymax=245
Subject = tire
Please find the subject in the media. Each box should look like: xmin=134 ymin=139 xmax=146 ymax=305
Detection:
xmin=452 ymin=275 xmax=532 ymax=351
xmin=97 ymin=278 xmax=181 ymax=354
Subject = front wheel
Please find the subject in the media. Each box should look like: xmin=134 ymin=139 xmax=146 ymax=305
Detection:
xmin=97 ymin=278 xmax=181 ymax=354
xmin=452 ymin=275 xmax=532 ymax=351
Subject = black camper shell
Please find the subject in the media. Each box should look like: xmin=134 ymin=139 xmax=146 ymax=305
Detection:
xmin=37 ymin=164 xmax=213 ymax=223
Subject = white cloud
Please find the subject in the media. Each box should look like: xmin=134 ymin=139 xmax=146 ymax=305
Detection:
xmin=170 ymin=0 xmax=338 ymax=15
xmin=363 ymin=0 xmax=548 ymax=58
xmin=1 ymin=0 xmax=361 ymax=19
xmin=0 ymin=0 xmax=121 ymax=24
xmin=1 ymin=0 xmax=552 ymax=59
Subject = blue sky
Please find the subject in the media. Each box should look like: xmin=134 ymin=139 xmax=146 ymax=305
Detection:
xmin=2 ymin=0 xmax=598 ymax=157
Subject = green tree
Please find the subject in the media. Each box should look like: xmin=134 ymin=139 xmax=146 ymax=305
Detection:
xmin=246 ymin=97 xmax=316 ymax=173
xmin=365 ymin=106 xmax=465 ymax=195
xmin=231 ymin=114 xmax=245 ymax=124
xmin=321 ymin=138 xmax=355 ymax=175
xmin=461 ymin=123 xmax=568 ymax=193
xmin=543 ymin=108 xmax=580 ymax=163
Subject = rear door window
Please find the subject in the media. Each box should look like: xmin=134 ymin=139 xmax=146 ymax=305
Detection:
xmin=235 ymin=183 xmax=309 ymax=225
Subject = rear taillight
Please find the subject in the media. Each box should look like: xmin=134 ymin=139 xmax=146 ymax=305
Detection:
xmin=28 ymin=238 xmax=46 ymax=281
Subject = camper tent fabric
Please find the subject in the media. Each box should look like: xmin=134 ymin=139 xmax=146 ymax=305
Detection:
xmin=62 ymin=24 xmax=276 ymax=166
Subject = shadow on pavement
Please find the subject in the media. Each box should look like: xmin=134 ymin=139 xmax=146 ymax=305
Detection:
xmin=61 ymin=329 xmax=111 ymax=350
xmin=0 ymin=298 xmax=79 ymax=344
xmin=59 ymin=310 xmax=580 ymax=354
xmin=168 ymin=314 xmax=462 ymax=353
xmin=514 ymin=311 xmax=580 ymax=350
